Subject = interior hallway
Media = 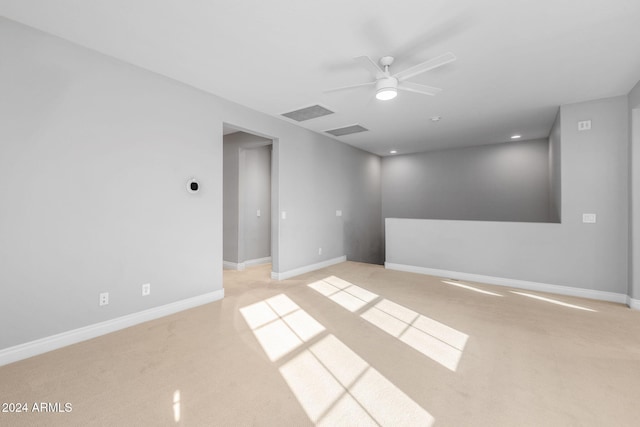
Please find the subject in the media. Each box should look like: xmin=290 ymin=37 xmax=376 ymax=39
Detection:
xmin=1 ymin=262 xmax=639 ymax=426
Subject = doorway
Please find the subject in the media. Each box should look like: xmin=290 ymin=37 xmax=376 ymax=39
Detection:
xmin=222 ymin=125 xmax=277 ymax=272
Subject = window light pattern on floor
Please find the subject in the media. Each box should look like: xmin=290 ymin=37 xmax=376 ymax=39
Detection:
xmin=240 ymin=294 xmax=434 ymax=426
xmin=172 ymin=390 xmax=181 ymax=423
xmin=308 ymin=276 xmax=469 ymax=372
xmin=510 ymin=291 xmax=596 ymax=312
xmin=240 ymin=294 xmax=325 ymax=361
xmin=441 ymin=280 xmax=503 ymax=297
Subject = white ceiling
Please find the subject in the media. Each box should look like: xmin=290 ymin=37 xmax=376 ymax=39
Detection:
xmin=2 ymin=0 xmax=639 ymax=156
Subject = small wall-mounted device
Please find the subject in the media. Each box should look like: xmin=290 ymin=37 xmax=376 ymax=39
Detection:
xmin=187 ymin=178 xmax=200 ymax=193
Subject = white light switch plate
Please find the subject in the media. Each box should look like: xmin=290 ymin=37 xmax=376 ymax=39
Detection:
xmin=281 ymin=211 xmax=287 ymax=220
xmin=336 ymin=210 xmax=342 ymax=217
xmin=582 ymin=213 xmax=596 ymax=223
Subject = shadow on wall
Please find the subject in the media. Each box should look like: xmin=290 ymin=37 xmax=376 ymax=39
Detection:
xmin=345 ymin=218 xmax=383 ymax=265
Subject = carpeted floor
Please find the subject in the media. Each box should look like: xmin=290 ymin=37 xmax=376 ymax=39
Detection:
xmin=1 ymin=261 xmax=639 ymax=426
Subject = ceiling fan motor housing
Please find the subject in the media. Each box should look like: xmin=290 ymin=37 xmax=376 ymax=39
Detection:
xmin=375 ymin=76 xmax=398 ymax=100
xmin=376 ymin=76 xmax=398 ymax=91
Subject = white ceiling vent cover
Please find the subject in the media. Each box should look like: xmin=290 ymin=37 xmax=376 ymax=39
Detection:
xmin=281 ymin=104 xmax=334 ymax=122
xmin=325 ymin=124 xmax=369 ymax=137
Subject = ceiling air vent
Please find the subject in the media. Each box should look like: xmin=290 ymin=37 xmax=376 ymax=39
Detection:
xmin=281 ymin=104 xmax=334 ymax=122
xmin=325 ymin=124 xmax=369 ymax=137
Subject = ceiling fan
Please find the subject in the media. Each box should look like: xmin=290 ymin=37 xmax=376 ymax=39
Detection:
xmin=325 ymin=52 xmax=456 ymax=100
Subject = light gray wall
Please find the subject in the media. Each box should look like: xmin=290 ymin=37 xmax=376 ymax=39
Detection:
xmin=278 ymin=132 xmax=383 ymax=268
xmin=386 ymin=95 xmax=629 ymax=294
xmin=382 ymin=139 xmax=552 ymax=223
xmin=0 ymin=18 xmax=382 ymax=350
xmin=342 ymin=150 xmax=383 ymax=264
xmin=629 ymin=80 xmax=640 ymax=299
xmin=223 ymin=132 xmax=272 ymax=264
xmin=0 ymin=18 xmax=224 ymax=349
xmin=242 ymin=145 xmax=271 ymax=261
xmin=548 ymin=110 xmax=562 ymax=222
xmin=223 ymin=136 xmax=240 ymax=263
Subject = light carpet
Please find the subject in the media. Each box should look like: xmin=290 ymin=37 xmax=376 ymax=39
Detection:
xmin=1 ymin=261 xmax=639 ymax=426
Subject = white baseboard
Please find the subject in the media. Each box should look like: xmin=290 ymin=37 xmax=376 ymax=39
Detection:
xmin=385 ymin=263 xmax=628 ymax=305
xmin=245 ymin=256 xmax=272 ymax=267
xmin=224 ymin=257 xmax=271 ymax=271
xmin=0 ymin=290 xmax=224 ymax=367
xmin=223 ymin=261 xmax=245 ymax=271
xmin=272 ymin=256 xmax=347 ymax=281
xmin=627 ymin=296 xmax=640 ymax=310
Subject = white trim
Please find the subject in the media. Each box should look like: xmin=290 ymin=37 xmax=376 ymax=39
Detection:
xmin=271 ymin=256 xmax=346 ymax=280
xmin=628 ymin=296 xmax=640 ymax=310
xmin=223 ymin=261 xmax=245 ymax=271
xmin=0 ymin=290 xmax=224 ymax=367
xmin=245 ymin=256 xmax=272 ymax=267
xmin=223 ymin=257 xmax=271 ymax=270
xmin=385 ymin=263 xmax=628 ymax=304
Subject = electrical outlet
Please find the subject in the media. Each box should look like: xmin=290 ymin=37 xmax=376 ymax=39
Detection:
xmin=257 ymin=209 xmax=261 ymax=217
xmin=336 ymin=210 xmax=342 ymax=217
xmin=318 ymin=247 xmax=322 ymax=255
xmin=142 ymin=283 xmax=151 ymax=296
xmin=582 ymin=213 xmax=597 ymax=223
xmin=99 ymin=292 xmax=109 ymax=306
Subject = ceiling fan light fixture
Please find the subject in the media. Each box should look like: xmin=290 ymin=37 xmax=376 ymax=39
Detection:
xmin=375 ymin=77 xmax=398 ymax=101
xmin=376 ymin=88 xmax=397 ymax=100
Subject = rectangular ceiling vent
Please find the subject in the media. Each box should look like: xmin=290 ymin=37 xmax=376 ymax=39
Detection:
xmin=325 ymin=124 xmax=369 ymax=137
xmin=281 ymin=104 xmax=334 ymax=122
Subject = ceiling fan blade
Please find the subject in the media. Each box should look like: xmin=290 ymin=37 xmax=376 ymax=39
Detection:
xmin=398 ymin=81 xmax=442 ymax=96
xmin=354 ymin=56 xmax=385 ymax=78
xmin=323 ymin=81 xmax=375 ymax=93
xmin=393 ymin=52 xmax=457 ymax=81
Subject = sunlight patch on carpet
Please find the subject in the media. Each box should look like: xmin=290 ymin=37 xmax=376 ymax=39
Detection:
xmin=240 ymin=294 xmax=434 ymax=426
xmin=442 ymin=280 xmax=503 ymax=297
xmin=510 ymin=291 xmax=596 ymax=312
xmin=309 ymin=277 xmax=469 ymax=372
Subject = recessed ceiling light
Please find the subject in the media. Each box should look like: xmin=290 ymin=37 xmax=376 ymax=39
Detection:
xmin=390 ymin=150 xmax=397 ymax=154
xmin=511 ymin=134 xmax=522 ymax=139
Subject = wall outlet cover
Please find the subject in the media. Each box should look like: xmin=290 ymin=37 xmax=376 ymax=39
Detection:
xmin=99 ymin=292 xmax=109 ymax=306
xmin=582 ymin=213 xmax=597 ymax=223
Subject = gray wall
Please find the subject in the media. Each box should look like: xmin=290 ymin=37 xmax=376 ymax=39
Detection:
xmin=223 ymin=136 xmax=240 ymax=263
xmin=386 ymin=95 xmax=629 ymax=295
xmin=278 ymin=132 xmax=383 ymax=267
xmin=0 ymin=18 xmax=223 ymax=349
xmin=342 ymin=149 xmax=383 ymax=265
xmin=0 ymin=18 xmax=382 ymax=350
xmin=243 ymin=145 xmax=272 ymax=261
xmin=223 ymin=132 xmax=272 ymax=264
xmin=629 ymin=81 xmax=640 ymax=300
xmin=382 ymin=139 xmax=552 ymax=223
xmin=548 ymin=110 xmax=562 ymax=222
